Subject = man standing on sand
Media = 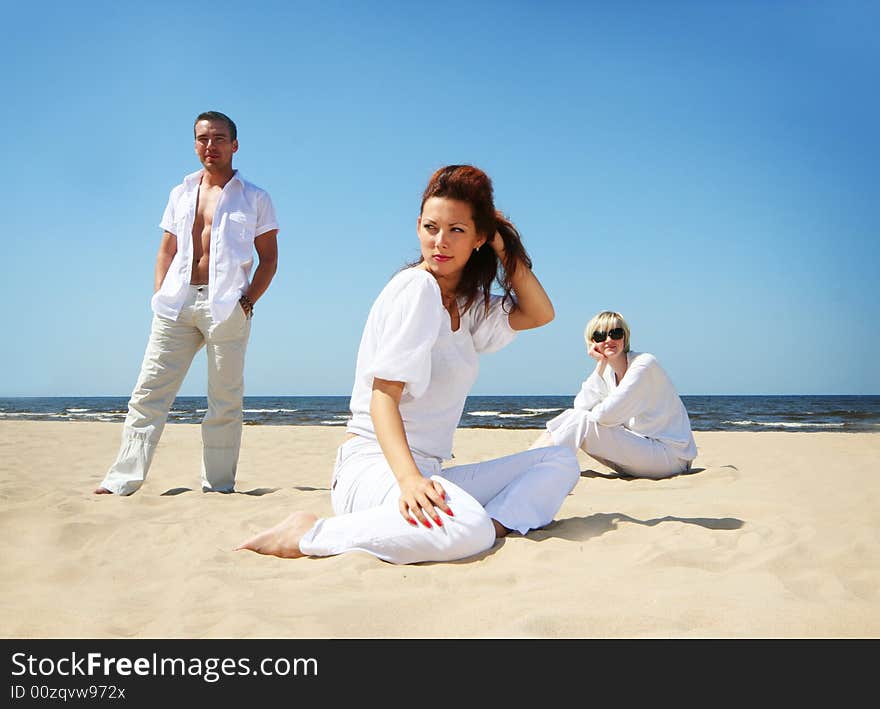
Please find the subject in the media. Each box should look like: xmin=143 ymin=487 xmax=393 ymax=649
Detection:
xmin=95 ymin=111 xmax=279 ymax=495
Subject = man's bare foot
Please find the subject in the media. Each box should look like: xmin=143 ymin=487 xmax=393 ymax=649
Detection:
xmin=234 ymin=511 xmax=318 ymax=559
xmin=94 ymin=487 xmax=112 ymax=495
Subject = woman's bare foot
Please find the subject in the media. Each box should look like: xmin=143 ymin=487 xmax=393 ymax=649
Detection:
xmin=528 ymin=431 xmax=554 ymax=450
xmin=234 ymin=511 xmax=318 ymax=558
xmin=94 ymin=487 xmax=112 ymax=495
xmin=492 ymin=519 xmax=511 ymax=538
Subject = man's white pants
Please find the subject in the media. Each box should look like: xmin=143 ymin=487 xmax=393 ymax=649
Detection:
xmin=99 ymin=286 xmax=251 ymax=495
xmin=298 ymin=437 xmax=581 ymax=564
xmin=546 ymin=408 xmax=690 ymax=479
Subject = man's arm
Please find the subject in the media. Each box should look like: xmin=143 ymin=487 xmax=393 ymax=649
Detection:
xmin=242 ymin=229 xmax=279 ymax=310
xmin=154 ymin=231 xmax=178 ymax=292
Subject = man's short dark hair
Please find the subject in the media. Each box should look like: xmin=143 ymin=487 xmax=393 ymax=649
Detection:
xmin=194 ymin=111 xmax=237 ymax=141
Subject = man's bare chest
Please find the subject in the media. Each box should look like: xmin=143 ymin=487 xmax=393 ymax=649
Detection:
xmin=193 ymin=187 xmax=224 ymax=240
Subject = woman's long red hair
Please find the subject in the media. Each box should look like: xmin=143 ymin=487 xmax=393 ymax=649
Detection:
xmin=418 ymin=165 xmax=532 ymax=314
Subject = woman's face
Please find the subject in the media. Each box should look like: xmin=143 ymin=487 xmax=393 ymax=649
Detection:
xmin=417 ymin=197 xmax=486 ymax=281
xmin=591 ymin=321 xmax=627 ymax=361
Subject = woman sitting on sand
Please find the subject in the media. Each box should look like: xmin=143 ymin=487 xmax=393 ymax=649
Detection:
xmin=531 ymin=310 xmax=697 ymax=479
xmin=237 ymin=165 xmax=580 ymax=564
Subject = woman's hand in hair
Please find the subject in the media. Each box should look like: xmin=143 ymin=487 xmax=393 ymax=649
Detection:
xmin=488 ymin=229 xmax=506 ymax=257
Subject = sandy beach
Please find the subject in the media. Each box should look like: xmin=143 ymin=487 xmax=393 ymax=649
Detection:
xmin=0 ymin=421 xmax=877 ymax=639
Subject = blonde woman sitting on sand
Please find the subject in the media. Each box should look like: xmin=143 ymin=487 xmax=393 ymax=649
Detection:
xmin=236 ymin=165 xmax=579 ymax=564
xmin=531 ymin=311 xmax=697 ymax=479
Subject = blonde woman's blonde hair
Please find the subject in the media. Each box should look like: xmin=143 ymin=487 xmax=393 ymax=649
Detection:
xmin=583 ymin=311 xmax=631 ymax=353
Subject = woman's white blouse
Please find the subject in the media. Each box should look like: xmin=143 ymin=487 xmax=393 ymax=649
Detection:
xmin=568 ymin=351 xmax=697 ymax=459
xmin=346 ymin=268 xmax=517 ymax=460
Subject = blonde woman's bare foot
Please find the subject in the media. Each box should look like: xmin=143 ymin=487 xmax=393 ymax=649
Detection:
xmin=234 ymin=511 xmax=318 ymax=559
xmin=528 ymin=431 xmax=554 ymax=450
xmin=94 ymin=487 xmax=112 ymax=495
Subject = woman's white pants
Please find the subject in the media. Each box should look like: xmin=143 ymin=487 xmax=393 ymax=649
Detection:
xmin=546 ymin=409 xmax=691 ymax=479
xmin=298 ymin=437 xmax=580 ymax=565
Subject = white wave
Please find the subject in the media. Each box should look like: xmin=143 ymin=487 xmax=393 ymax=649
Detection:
xmin=242 ymin=408 xmax=299 ymax=414
xmin=721 ymin=419 xmax=844 ymax=428
xmin=498 ymin=412 xmax=540 ymax=418
xmin=320 ymin=420 xmax=347 ymax=425
xmin=70 ymin=412 xmax=125 ymax=418
xmin=66 ymin=408 xmax=91 ymax=413
xmin=0 ymin=412 xmax=57 ymax=417
xmin=468 ymin=411 xmax=500 ymax=416
xmin=523 ymin=407 xmax=563 ymax=413
xmin=333 ymin=415 xmax=350 ymax=419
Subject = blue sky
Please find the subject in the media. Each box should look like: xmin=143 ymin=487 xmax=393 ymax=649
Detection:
xmin=2 ymin=1 xmax=877 ymax=396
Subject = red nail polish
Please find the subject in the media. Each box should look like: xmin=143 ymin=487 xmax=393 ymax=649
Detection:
xmin=434 ymin=517 xmax=442 ymax=526
xmin=447 ymin=509 xmax=454 ymax=517
xmin=422 ymin=519 xmax=431 ymax=528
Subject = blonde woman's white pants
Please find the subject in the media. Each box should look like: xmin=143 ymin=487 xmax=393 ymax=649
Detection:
xmin=547 ymin=409 xmax=691 ymax=479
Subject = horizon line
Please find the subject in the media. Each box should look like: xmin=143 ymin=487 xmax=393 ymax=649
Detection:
xmin=2 ymin=393 xmax=879 ymax=399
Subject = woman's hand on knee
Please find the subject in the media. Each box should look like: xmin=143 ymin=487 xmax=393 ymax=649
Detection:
xmin=398 ymin=475 xmax=453 ymax=529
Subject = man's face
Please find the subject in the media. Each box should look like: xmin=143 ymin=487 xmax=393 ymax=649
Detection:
xmin=194 ymin=120 xmax=238 ymax=171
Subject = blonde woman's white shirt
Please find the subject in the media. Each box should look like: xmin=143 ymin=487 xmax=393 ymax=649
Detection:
xmin=346 ymin=267 xmax=517 ymax=461
xmin=558 ymin=351 xmax=697 ymax=460
xmin=152 ymin=169 xmax=279 ymax=324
